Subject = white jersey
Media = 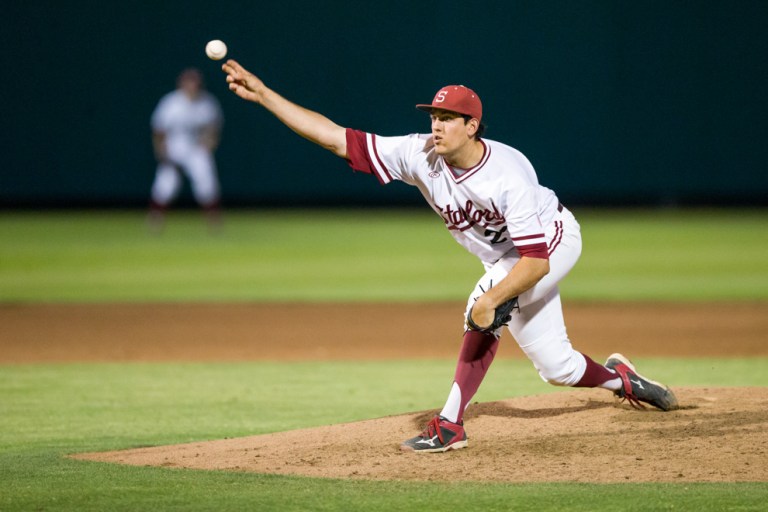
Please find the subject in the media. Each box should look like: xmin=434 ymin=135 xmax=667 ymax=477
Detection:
xmin=150 ymin=89 xmax=223 ymax=208
xmin=151 ymin=90 xmax=222 ymax=152
xmin=345 ymin=130 xmax=561 ymax=265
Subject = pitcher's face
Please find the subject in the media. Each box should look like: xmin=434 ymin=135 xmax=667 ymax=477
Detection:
xmin=429 ymin=109 xmax=477 ymax=160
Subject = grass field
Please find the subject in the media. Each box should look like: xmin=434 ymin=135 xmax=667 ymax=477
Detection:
xmin=1 ymin=208 xmax=767 ymax=511
xmin=1 ymin=208 xmax=766 ymax=302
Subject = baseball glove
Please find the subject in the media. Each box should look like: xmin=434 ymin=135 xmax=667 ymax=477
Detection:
xmin=466 ymin=296 xmax=519 ymax=333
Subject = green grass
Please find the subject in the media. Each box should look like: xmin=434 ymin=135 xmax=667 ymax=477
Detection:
xmin=2 ymin=208 xmax=767 ymax=510
xmin=572 ymin=209 xmax=768 ymax=301
xmin=0 ymin=209 xmax=477 ymax=302
xmin=1 ymin=208 xmax=766 ymax=302
xmin=1 ymin=359 xmax=766 ymax=511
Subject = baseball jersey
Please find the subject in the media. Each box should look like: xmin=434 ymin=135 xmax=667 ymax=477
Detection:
xmin=345 ymin=129 xmax=561 ymax=266
xmin=151 ymin=90 xmax=223 ymax=151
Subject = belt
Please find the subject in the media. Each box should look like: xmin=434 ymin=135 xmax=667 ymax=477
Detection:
xmin=557 ymin=202 xmax=564 ymax=213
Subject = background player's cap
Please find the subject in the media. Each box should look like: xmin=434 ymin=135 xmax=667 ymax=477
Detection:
xmin=416 ymin=85 xmax=483 ymax=122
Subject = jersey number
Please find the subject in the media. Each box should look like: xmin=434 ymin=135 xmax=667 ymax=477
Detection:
xmin=485 ymin=226 xmax=508 ymax=244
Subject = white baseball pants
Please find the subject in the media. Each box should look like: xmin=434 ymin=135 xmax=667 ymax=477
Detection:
xmin=464 ymin=206 xmax=586 ymax=386
xmin=151 ymin=144 xmax=220 ymax=207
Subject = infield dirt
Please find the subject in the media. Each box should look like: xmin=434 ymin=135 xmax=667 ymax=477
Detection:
xmin=3 ymin=301 xmax=767 ymax=483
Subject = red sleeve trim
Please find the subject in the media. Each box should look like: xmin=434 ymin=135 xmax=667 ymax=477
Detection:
xmin=369 ymin=135 xmax=393 ymax=184
xmin=345 ymin=129 xmax=374 ymax=175
xmin=344 ymin=129 xmax=392 ymax=185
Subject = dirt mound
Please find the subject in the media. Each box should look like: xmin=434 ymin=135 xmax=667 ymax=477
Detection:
xmin=10 ymin=302 xmax=766 ymax=482
xmin=74 ymin=387 xmax=768 ymax=483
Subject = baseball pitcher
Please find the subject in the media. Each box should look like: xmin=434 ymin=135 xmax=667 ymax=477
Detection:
xmin=222 ymin=59 xmax=678 ymax=453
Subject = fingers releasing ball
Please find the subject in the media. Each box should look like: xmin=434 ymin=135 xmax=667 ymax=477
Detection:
xmin=205 ymin=40 xmax=227 ymax=60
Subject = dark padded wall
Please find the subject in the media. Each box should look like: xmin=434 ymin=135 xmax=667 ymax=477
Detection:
xmin=1 ymin=1 xmax=766 ymax=207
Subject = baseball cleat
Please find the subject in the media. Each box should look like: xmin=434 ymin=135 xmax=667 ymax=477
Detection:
xmin=605 ymin=353 xmax=679 ymax=411
xmin=400 ymin=415 xmax=468 ymax=453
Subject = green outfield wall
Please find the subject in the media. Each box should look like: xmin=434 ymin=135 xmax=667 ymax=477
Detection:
xmin=1 ymin=1 xmax=766 ymax=207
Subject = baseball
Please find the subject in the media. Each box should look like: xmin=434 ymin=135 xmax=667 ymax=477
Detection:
xmin=205 ymin=40 xmax=227 ymax=60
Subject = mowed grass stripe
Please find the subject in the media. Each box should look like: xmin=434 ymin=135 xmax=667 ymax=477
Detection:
xmin=1 ymin=208 xmax=766 ymax=301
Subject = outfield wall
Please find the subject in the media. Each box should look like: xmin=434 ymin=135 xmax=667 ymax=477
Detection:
xmin=1 ymin=1 xmax=766 ymax=207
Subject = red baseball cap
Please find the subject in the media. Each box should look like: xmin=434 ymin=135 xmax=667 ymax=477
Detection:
xmin=416 ymin=85 xmax=483 ymax=122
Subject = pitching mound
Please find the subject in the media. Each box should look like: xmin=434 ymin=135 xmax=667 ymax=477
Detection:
xmin=74 ymin=386 xmax=768 ymax=483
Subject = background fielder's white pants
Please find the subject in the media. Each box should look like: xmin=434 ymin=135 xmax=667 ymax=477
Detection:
xmin=464 ymin=206 xmax=586 ymax=386
xmin=151 ymin=144 xmax=220 ymax=207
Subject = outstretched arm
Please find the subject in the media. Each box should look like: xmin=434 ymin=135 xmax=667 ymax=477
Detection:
xmin=222 ymin=59 xmax=348 ymax=158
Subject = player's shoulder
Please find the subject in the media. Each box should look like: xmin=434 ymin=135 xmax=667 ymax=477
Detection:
xmin=152 ymin=91 xmax=181 ymax=119
xmin=163 ymin=89 xmax=185 ymax=101
xmin=409 ymin=133 xmax=437 ymax=162
xmin=483 ymin=137 xmax=523 ymax=155
xmin=389 ymin=132 xmax=431 ymax=144
xmin=155 ymin=90 xmax=185 ymax=109
xmin=412 ymin=133 xmax=434 ymax=151
xmin=484 ymin=138 xmax=533 ymax=168
xmin=374 ymin=132 xmax=432 ymax=154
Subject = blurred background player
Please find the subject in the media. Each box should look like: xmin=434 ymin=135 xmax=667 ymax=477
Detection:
xmin=148 ymin=68 xmax=224 ymax=231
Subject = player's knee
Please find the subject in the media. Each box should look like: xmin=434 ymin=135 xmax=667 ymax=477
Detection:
xmin=536 ymin=356 xmax=585 ymax=387
xmin=539 ymin=368 xmax=574 ymax=387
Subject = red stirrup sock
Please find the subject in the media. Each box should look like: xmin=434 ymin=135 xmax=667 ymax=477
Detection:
xmin=574 ymin=352 xmax=619 ymax=388
xmin=451 ymin=330 xmax=500 ymax=423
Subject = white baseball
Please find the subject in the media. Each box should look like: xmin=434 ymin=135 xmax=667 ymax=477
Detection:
xmin=205 ymin=40 xmax=227 ymax=60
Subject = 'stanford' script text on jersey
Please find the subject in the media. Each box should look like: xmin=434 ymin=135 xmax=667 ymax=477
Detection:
xmin=437 ymin=199 xmax=507 ymax=231
xmin=345 ymin=129 xmax=561 ymax=265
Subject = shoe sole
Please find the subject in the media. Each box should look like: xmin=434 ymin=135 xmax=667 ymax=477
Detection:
xmin=400 ymin=439 xmax=468 ymax=453
xmin=607 ymin=353 xmax=679 ymax=411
